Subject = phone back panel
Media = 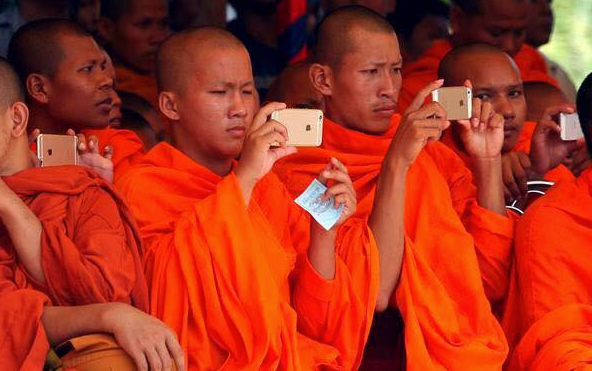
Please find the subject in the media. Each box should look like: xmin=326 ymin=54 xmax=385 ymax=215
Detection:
xmin=432 ymin=87 xmax=472 ymax=121
xmin=37 ymin=134 xmax=78 ymax=167
xmin=271 ymin=109 xmax=323 ymax=147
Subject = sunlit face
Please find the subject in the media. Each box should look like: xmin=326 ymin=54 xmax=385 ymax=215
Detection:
xmin=324 ymin=29 xmax=402 ymax=134
xmin=171 ymin=46 xmax=257 ymax=160
xmin=454 ymin=0 xmax=529 ymax=57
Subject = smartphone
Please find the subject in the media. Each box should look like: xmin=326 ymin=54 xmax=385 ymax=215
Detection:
xmin=271 ymin=108 xmax=323 ymax=147
xmin=36 ymin=134 xmax=78 ymax=167
xmin=560 ymin=113 xmax=583 ymax=141
xmin=431 ymin=86 xmax=472 ymax=120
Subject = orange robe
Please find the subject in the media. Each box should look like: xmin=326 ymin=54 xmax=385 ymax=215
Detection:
xmin=81 ymin=127 xmax=145 ymax=181
xmin=441 ymin=121 xmax=574 ymax=184
xmin=501 ymin=166 xmax=592 ymax=369
xmin=0 ymin=166 xmax=148 ymax=309
xmin=115 ymin=64 xmax=159 ymax=109
xmin=398 ymin=39 xmax=558 ymax=113
xmin=274 ymin=116 xmax=512 ymax=370
xmin=116 ymin=142 xmax=380 ymax=370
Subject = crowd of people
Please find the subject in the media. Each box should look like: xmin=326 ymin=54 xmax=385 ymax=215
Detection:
xmin=0 ymin=0 xmax=591 ymax=370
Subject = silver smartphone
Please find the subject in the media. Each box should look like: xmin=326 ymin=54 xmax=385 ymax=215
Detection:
xmin=432 ymin=86 xmax=472 ymax=120
xmin=36 ymin=134 xmax=78 ymax=167
xmin=559 ymin=113 xmax=583 ymax=141
xmin=271 ymin=108 xmax=323 ymax=147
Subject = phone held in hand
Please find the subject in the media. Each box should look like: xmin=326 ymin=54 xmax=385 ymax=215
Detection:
xmin=271 ymin=108 xmax=323 ymax=147
xmin=559 ymin=113 xmax=583 ymax=141
xmin=36 ymin=134 xmax=78 ymax=167
xmin=432 ymin=86 xmax=472 ymax=121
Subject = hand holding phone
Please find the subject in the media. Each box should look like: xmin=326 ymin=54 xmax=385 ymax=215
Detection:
xmin=271 ymin=108 xmax=323 ymax=147
xmin=559 ymin=113 xmax=583 ymax=141
xmin=36 ymin=134 xmax=78 ymax=167
xmin=432 ymin=86 xmax=472 ymax=120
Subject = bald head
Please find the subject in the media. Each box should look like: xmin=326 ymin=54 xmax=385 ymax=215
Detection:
xmin=0 ymin=58 xmax=25 ymax=110
xmin=438 ymin=43 xmax=518 ymax=84
xmin=266 ymin=62 xmax=324 ymax=110
xmin=524 ymin=81 xmax=567 ymax=122
xmin=7 ymin=19 xmax=91 ymax=83
xmin=156 ymin=26 xmax=247 ymax=93
xmin=314 ymin=5 xmax=396 ymax=68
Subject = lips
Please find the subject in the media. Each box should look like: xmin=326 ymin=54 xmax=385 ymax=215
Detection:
xmin=96 ymin=97 xmax=113 ymax=112
xmin=227 ymin=126 xmax=246 ymax=138
xmin=374 ymin=104 xmax=397 ymax=118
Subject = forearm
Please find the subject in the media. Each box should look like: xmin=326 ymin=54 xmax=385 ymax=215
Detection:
xmin=473 ymin=156 xmax=506 ymax=216
xmin=41 ymin=303 xmax=115 ymax=345
xmin=0 ymin=193 xmax=44 ymax=283
xmin=307 ymin=223 xmax=336 ymax=280
xmin=368 ymin=158 xmax=407 ymax=312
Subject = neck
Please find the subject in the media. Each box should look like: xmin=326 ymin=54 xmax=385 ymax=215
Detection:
xmin=0 ymin=137 xmax=34 ymax=177
xmin=170 ymin=126 xmax=233 ymax=177
xmin=18 ymin=0 xmax=69 ymax=22
xmin=241 ymin=8 xmax=277 ymax=48
xmin=29 ymin=105 xmax=67 ymax=134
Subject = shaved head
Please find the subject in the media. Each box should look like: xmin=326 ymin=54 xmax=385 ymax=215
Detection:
xmin=314 ymin=5 xmax=396 ymax=68
xmin=156 ymin=26 xmax=246 ymax=94
xmin=7 ymin=19 xmax=91 ymax=83
xmin=524 ymin=81 xmax=567 ymax=122
xmin=0 ymin=57 xmax=25 ymax=110
xmin=438 ymin=43 xmax=517 ymax=83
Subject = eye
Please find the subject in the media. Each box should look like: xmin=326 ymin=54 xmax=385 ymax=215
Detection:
xmin=509 ymin=90 xmax=523 ymax=98
xmin=391 ymin=66 xmax=402 ymax=74
xmin=79 ymin=65 xmax=93 ymax=73
xmin=209 ymin=90 xmax=226 ymax=95
xmin=476 ymin=93 xmax=491 ymax=101
xmin=362 ymin=69 xmax=379 ymax=75
xmin=242 ymin=89 xmax=254 ymax=95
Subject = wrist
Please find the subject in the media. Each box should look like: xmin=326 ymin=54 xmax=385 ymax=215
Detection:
xmin=98 ymin=302 xmax=122 ymax=334
xmin=384 ymin=155 xmax=411 ymax=174
xmin=234 ymin=165 xmax=257 ymax=199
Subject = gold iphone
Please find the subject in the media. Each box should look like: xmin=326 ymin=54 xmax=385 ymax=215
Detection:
xmin=36 ymin=134 xmax=78 ymax=167
xmin=432 ymin=86 xmax=472 ymax=120
xmin=271 ymin=108 xmax=323 ymax=147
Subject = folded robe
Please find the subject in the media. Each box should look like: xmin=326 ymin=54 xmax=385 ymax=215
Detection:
xmin=502 ymin=166 xmax=592 ymax=358
xmin=81 ymin=127 xmax=145 ymax=182
xmin=441 ymin=121 xmax=574 ymax=185
xmin=0 ymin=166 xmax=148 ymax=309
xmin=274 ymin=115 xmax=511 ymax=370
xmin=117 ymin=142 xmax=379 ymax=370
xmin=398 ymin=39 xmax=558 ymax=113
xmin=507 ymin=304 xmax=592 ymax=371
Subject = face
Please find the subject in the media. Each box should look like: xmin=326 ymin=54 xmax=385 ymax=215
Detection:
xmin=104 ymin=0 xmax=170 ymax=74
xmin=44 ymin=35 xmax=114 ymax=130
xmin=526 ymin=0 xmax=553 ymax=47
xmin=271 ymin=63 xmax=324 ymax=110
xmin=324 ymin=29 xmax=402 ymax=134
xmin=171 ymin=47 xmax=257 ymax=160
xmin=76 ymin=0 xmax=101 ymax=33
xmin=448 ymin=53 xmax=526 ymax=152
xmin=454 ymin=0 xmax=529 ymax=57
xmin=407 ymin=15 xmax=450 ymax=61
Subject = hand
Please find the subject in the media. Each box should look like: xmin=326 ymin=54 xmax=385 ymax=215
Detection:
xmin=28 ymin=128 xmax=41 ymax=167
xmin=103 ymin=303 xmax=185 ymax=371
xmin=388 ymin=79 xmax=450 ymax=166
xmin=235 ymin=102 xmax=297 ymax=199
xmin=530 ymin=104 xmax=584 ymax=175
xmin=318 ymin=157 xmax=357 ymax=228
xmin=564 ymin=145 xmax=591 ymax=177
xmin=457 ymin=80 xmax=504 ymax=160
xmin=67 ymin=129 xmax=114 ymax=183
xmin=502 ymin=151 xmax=531 ymax=203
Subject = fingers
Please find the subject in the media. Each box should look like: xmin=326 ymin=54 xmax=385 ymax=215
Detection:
xmin=541 ymin=104 xmax=576 ymax=121
xmin=144 ymin=346 xmax=163 ymax=371
xmin=479 ymin=101 xmax=493 ymax=126
xmin=128 ymin=347 xmax=149 ymax=371
xmin=410 ymin=101 xmax=447 ymax=121
xmin=166 ymin=333 xmax=186 ymax=371
xmin=104 ymin=145 xmax=113 ymax=161
xmin=470 ymin=96 xmax=482 ymax=127
xmin=76 ymin=133 xmax=88 ymax=152
xmin=86 ymin=135 xmax=100 ymax=154
xmin=28 ymin=128 xmax=40 ymax=145
xmin=269 ymin=146 xmax=297 ymax=162
xmin=405 ymin=79 xmax=444 ymax=114
xmin=251 ymin=101 xmax=287 ymax=133
xmin=155 ymin=342 xmax=173 ymax=371
xmin=253 ymin=119 xmax=289 ymax=142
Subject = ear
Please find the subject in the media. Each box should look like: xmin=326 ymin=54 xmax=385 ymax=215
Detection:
xmin=159 ymin=91 xmax=181 ymax=121
xmin=449 ymin=6 xmax=464 ymax=36
xmin=26 ymin=74 xmax=50 ymax=104
xmin=96 ymin=17 xmax=116 ymax=43
xmin=10 ymin=102 xmax=29 ymax=138
xmin=309 ymin=63 xmax=333 ymax=97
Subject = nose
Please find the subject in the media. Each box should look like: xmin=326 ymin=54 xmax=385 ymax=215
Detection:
xmin=378 ymin=72 xmax=398 ymax=101
xmin=229 ymin=91 xmax=248 ymax=119
xmin=494 ymin=95 xmax=515 ymax=122
xmin=98 ymin=69 xmax=114 ymax=91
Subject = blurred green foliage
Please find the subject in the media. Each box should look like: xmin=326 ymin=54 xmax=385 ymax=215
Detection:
xmin=539 ymin=0 xmax=592 ymax=90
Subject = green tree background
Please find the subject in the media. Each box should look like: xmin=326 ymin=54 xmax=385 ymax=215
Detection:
xmin=541 ymin=0 xmax=592 ymax=90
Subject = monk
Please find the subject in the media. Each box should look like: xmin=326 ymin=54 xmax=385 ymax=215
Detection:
xmin=266 ymin=61 xmax=325 ymax=110
xmin=0 ymin=57 xmax=183 ymax=371
xmin=97 ymin=0 xmax=170 ymax=108
xmin=275 ymin=6 xmax=511 ymax=369
xmin=399 ymin=0 xmax=558 ymax=113
xmin=502 ymin=72 xmax=592 ymax=370
xmin=7 ymin=19 xmax=146 ymax=182
xmin=117 ymin=27 xmax=379 ymax=370
xmin=437 ymin=44 xmax=579 ymax=202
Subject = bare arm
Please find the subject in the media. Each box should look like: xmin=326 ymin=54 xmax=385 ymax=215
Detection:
xmin=474 ymin=156 xmax=506 ymax=215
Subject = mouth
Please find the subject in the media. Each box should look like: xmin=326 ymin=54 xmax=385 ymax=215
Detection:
xmin=97 ymin=98 xmax=113 ymax=112
xmin=227 ymin=125 xmax=246 ymax=138
xmin=373 ymin=104 xmax=397 ymax=118
xmin=504 ymin=126 xmax=517 ymax=137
